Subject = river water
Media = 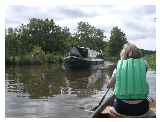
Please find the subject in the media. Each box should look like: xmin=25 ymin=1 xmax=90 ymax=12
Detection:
xmin=5 ymin=62 xmax=156 ymax=118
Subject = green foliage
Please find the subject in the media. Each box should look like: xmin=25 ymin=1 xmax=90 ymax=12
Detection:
xmin=141 ymin=49 xmax=156 ymax=56
xmin=6 ymin=18 xmax=155 ymax=68
xmin=31 ymin=46 xmax=46 ymax=64
xmin=75 ymin=21 xmax=106 ymax=51
xmin=5 ymin=18 xmax=71 ymax=65
xmin=5 ymin=28 xmax=19 ymax=60
xmin=107 ymin=26 xmax=128 ymax=57
xmin=6 ymin=19 xmax=107 ymax=65
xmin=46 ymin=53 xmax=63 ymax=63
xmin=144 ymin=53 xmax=156 ymax=70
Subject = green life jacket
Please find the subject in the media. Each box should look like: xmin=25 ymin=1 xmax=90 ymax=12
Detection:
xmin=114 ymin=58 xmax=149 ymax=99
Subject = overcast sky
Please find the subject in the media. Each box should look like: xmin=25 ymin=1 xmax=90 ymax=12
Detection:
xmin=5 ymin=1 xmax=156 ymax=50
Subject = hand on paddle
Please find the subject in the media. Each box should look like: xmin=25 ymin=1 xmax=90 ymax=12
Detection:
xmin=106 ymin=79 xmax=115 ymax=88
xmin=105 ymin=106 xmax=122 ymax=118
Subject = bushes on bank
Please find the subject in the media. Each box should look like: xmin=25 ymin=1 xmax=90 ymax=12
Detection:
xmin=6 ymin=54 xmax=64 ymax=65
xmin=144 ymin=54 xmax=156 ymax=70
xmin=6 ymin=47 xmax=64 ymax=65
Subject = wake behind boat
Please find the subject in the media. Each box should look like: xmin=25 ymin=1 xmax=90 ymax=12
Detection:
xmin=64 ymin=47 xmax=104 ymax=69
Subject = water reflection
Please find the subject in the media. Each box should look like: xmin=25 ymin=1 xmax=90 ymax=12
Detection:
xmin=6 ymin=64 xmax=113 ymax=99
xmin=62 ymin=69 xmax=103 ymax=97
xmin=6 ymin=64 xmax=66 ymax=99
xmin=6 ymin=64 xmax=115 ymax=117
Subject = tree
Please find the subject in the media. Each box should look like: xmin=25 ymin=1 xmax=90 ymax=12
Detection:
xmin=5 ymin=18 xmax=74 ymax=64
xmin=16 ymin=24 xmax=33 ymax=55
xmin=75 ymin=21 xmax=105 ymax=51
xmin=27 ymin=18 xmax=72 ymax=55
xmin=5 ymin=27 xmax=19 ymax=63
xmin=108 ymin=26 xmax=127 ymax=57
xmin=27 ymin=18 xmax=57 ymax=53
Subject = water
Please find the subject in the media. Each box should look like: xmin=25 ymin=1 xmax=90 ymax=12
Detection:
xmin=5 ymin=63 xmax=156 ymax=118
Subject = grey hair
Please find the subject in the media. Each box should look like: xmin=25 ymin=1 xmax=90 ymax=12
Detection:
xmin=120 ymin=43 xmax=143 ymax=59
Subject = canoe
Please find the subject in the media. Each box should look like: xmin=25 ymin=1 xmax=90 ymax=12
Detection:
xmin=91 ymin=95 xmax=156 ymax=118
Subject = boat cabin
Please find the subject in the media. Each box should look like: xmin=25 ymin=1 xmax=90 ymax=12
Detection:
xmin=68 ymin=47 xmax=103 ymax=58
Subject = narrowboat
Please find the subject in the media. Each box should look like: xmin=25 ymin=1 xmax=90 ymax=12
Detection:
xmin=64 ymin=47 xmax=104 ymax=69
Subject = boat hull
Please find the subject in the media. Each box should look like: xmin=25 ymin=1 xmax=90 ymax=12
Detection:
xmin=64 ymin=56 xmax=104 ymax=69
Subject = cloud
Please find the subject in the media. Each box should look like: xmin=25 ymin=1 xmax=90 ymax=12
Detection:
xmin=5 ymin=5 xmax=49 ymax=27
xmin=133 ymin=5 xmax=156 ymax=15
xmin=56 ymin=6 xmax=97 ymax=18
xmin=130 ymin=37 xmax=155 ymax=51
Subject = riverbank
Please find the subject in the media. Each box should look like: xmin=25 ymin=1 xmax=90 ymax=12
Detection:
xmin=105 ymin=54 xmax=156 ymax=70
xmin=6 ymin=52 xmax=155 ymax=71
xmin=5 ymin=53 xmax=64 ymax=65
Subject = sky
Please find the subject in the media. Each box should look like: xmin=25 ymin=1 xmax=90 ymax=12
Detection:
xmin=5 ymin=0 xmax=156 ymax=51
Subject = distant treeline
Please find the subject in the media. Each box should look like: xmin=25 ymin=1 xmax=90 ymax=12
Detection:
xmin=5 ymin=18 xmax=156 ymax=69
xmin=141 ymin=49 xmax=156 ymax=70
xmin=141 ymin=49 xmax=156 ymax=55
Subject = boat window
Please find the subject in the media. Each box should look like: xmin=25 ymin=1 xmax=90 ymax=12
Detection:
xmin=77 ymin=48 xmax=88 ymax=58
xmin=70 ymin=47 xmax=81 ymax=57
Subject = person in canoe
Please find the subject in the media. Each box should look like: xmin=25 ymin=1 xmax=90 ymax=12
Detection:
xmin=106 ymin=43 xmax=150 ymax=117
